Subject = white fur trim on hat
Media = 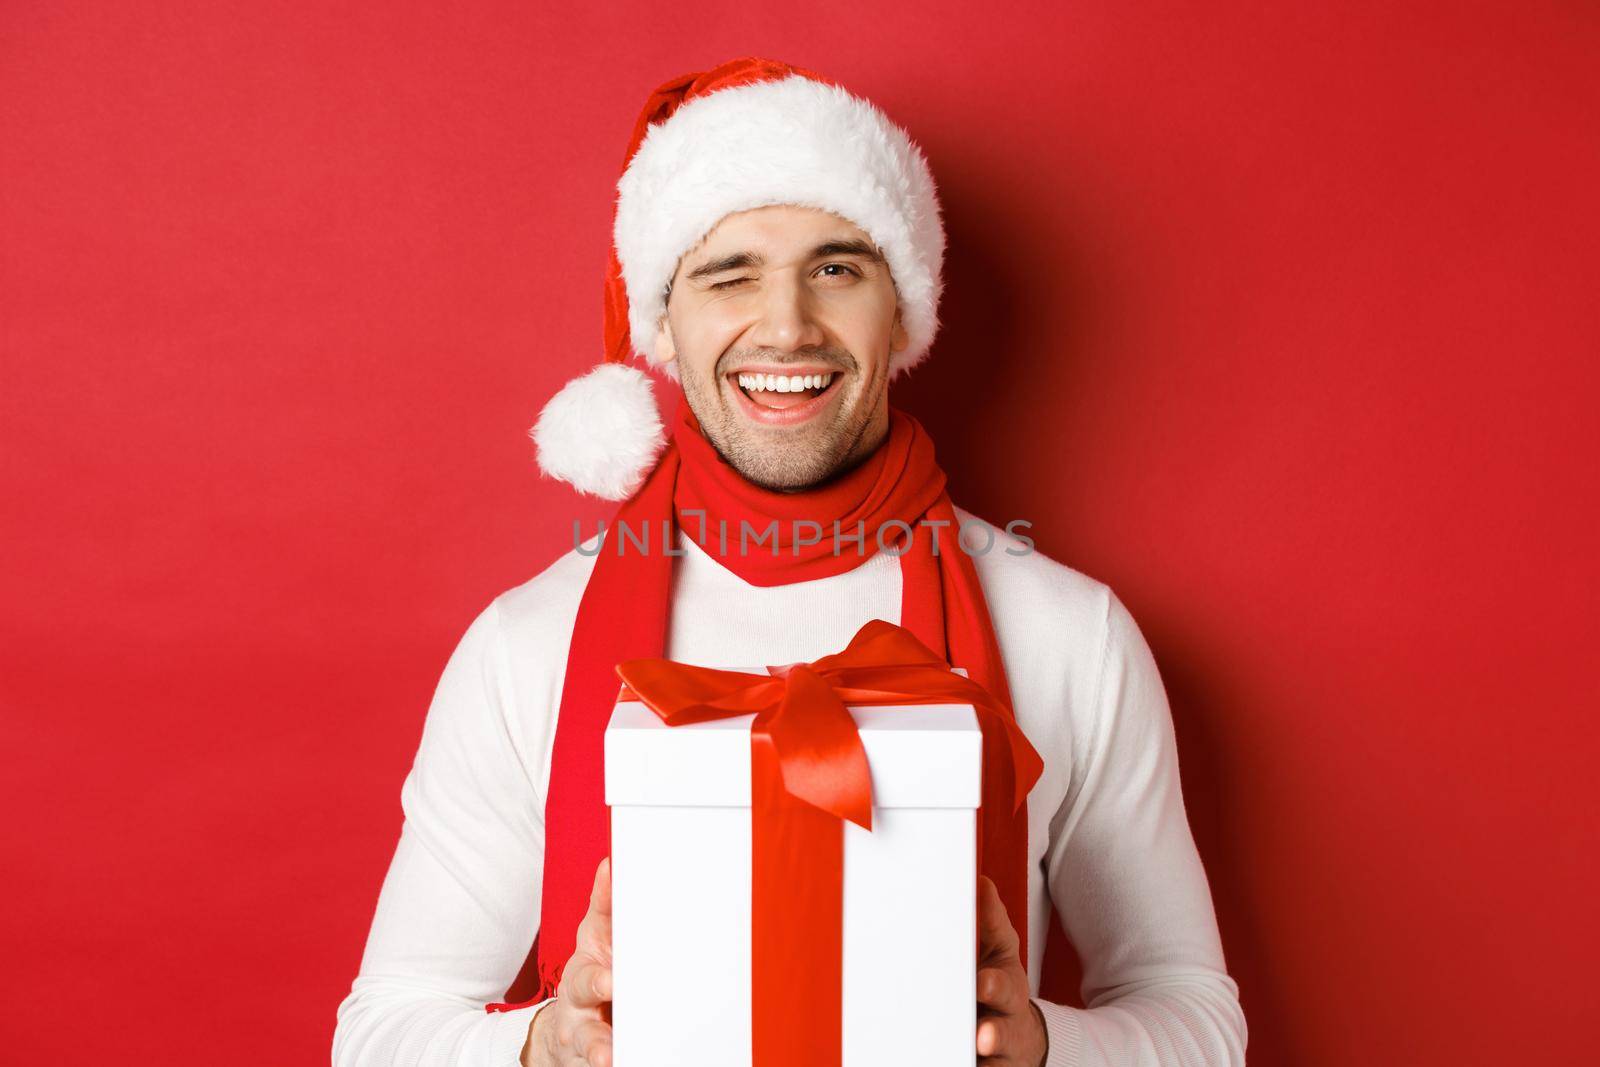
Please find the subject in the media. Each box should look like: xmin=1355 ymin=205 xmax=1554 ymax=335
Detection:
xmin=614 ymin=74 xmax=945 ymax=380
xmin=530 ymin=362 xmax=666 ymax=501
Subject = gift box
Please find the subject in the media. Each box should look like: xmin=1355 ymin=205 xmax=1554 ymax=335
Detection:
xmin=605 ymin=668 xmax=981 ymax=1067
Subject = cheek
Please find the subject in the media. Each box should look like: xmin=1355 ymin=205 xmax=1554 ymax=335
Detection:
xmin=677 ymin=302 xmax=756 ymax=374
xmin=825 ymin=290 xmax=899 ymax=371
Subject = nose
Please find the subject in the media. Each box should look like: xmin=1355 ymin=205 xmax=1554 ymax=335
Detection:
xmin=747 ymin=271 xmax=826 ymax=352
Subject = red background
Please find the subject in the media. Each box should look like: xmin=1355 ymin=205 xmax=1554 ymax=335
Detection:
xmin=3 ymin=3 xmax=1595 ymax=1063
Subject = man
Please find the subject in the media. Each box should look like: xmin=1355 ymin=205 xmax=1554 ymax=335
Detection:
xmin=333 ymin=58 xmax=1246 ymax=1067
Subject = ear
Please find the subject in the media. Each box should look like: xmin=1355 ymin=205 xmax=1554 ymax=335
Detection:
xmin=652 ymin=316 xmax=678 ymax=366
xmin=890 ymin=306 xmax=909 ymax=354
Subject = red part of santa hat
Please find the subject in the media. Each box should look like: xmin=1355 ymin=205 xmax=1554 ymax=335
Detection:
xmin=531 ymin=57 xmax=947 ymax=501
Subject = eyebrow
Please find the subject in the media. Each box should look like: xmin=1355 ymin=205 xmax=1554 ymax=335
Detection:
xmin=683 ymin=238 xmax=884 ymax=282
xmin=685 ymin=251 xmax=762 ymax=282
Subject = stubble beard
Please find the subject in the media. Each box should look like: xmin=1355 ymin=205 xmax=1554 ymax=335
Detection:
xmin=681 ymin=347 xmax=885 ymax=492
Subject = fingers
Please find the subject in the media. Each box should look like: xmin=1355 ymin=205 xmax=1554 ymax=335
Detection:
xmin=975 ymin=1014 xmax=1010 ymax=1057
xmin=975 ymin=883 xmax=1034 ymax=1065
xmin=559 ymin=955 xmax=612 ymax=1009
xmin=548 ymin=1010 xmax=612 ymax=1067
xmin=570 ymin=1017 xmax=613 ymax=1067
xmin=976 ymin=875 xmax=1020 ymax=964
xmin=977 ymin=965 xmax=1027 ymax=1015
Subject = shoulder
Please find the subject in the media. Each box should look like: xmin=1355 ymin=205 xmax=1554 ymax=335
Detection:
xmin=489 ymin=532 xmax=603 ymax=651
xmin=436 ymin=536 xmax=603 ymax=783
xmin=949 ymin=505 xmax=1138 ymax=794
xmin=431 ymin=535 xmax=604 ymax=683
xmin=439 ymin=535 xmax=603 ymax=725
xmin=950 ymin=504 xmax=1116 ymax=651
xmin=425 ymin=536 xmax=601 ymax=700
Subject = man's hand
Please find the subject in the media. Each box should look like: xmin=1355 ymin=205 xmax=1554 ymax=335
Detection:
xmin=522 ymin=857 xmax=614 ymax=1067
xmin=976 ymin=875 xmax=1048 ymax=1067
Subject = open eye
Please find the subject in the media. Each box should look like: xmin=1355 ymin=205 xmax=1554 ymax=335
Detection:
xmin=816 ymin=263 xmax=861 ymax=280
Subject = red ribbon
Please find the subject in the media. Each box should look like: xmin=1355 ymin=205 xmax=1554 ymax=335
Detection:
xmin=614 ymin=618 xmax=1044 ymax=1067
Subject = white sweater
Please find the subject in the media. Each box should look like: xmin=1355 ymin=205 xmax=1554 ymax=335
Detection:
xmin=332 ymin=507 xmax=1247 ymax=1066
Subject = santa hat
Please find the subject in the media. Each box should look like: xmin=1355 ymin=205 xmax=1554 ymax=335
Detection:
xmin=531 ymin=57 xmax=947 ymax=501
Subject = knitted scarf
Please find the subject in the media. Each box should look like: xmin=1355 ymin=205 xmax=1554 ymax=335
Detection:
xmin=495 ymin=395 xmax=1032 ymax=1005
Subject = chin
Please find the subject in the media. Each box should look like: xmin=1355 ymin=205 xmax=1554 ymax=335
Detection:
xmin=730 ymin=452 xmax=838 ymax=492
xmin=734 ymin=420 xmax=870 ymax=490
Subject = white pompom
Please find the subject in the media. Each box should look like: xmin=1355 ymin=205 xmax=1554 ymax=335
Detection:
xmin=530 ymin=362 xmax=666 ymax=501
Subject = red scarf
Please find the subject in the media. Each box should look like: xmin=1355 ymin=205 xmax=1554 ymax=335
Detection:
xmin=494 ymin=396 xmax=1033 ymax=1005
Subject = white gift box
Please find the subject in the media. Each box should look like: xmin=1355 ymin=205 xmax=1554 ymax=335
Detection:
xmin=605 ymin=678 xmax=981 ymax=1067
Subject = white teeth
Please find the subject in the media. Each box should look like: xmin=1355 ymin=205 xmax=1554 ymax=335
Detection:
xmin=737 ymin=372 xmax=836 ymax=393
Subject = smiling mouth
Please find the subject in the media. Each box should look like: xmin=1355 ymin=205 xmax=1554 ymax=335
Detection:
xmin=725 ymin=368 xmax=843 ymax=426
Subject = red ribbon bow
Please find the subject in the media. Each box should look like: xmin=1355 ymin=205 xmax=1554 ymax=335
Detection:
xmin=613 ymin=618 xmax=1044 ymax=1067
xmin=617 ymin=617 xmax=1043 ymax=827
